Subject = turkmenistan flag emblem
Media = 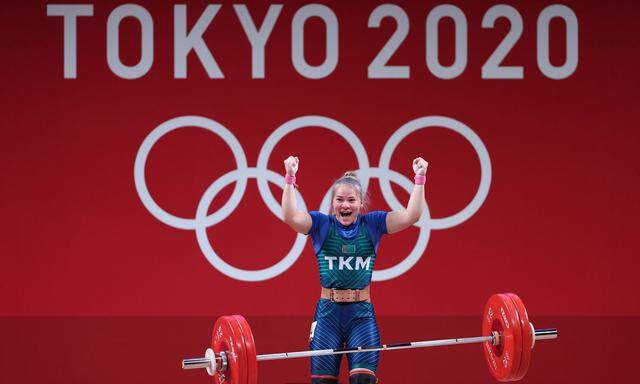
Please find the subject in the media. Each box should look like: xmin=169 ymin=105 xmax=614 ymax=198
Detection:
xmin=342 ymin=244 xmax=356 ymax=254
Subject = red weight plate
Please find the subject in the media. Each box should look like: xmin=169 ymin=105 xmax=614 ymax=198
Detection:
xmin=482 ymin=294 xmax=507 ymax=381
xmin=228 ymin=317 xmax=249 ymax=384
xmin=211 ymin=315 xmax=248 ymax=384
xmin=482 ymin=293 xmax=522 ymax=382
xmin=506 ymin=293 xmax=533 ymax=381
xmin=499 ymin=294 xmax=523 ymax=382
xmin=232 ymin=315 xmax=258 ymax=384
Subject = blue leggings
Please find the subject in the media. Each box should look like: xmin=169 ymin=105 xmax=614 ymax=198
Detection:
xmin=309 ymin=299 xmax=380 ymax=376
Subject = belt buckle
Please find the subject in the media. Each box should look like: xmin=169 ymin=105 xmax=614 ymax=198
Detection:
xmin=330 ymin=288 xmax=360 ymax=302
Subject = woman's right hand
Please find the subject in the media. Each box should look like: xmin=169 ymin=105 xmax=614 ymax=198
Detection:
xmin=284 ymin=156 xmax=299 ymax=176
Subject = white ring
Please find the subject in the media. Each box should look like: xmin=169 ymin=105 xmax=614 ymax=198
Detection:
xmin=195 ymin=168 xmax=308 ymax=282
xmin=378 ymin=116 xmax=492 ymax=230
xmin=355 ymin=167 xmax=432 ymax=281
xmin=256 ymin=115 xmax=370 ymax=218
xmin=134 ymin=116 xmax=248 ymax=230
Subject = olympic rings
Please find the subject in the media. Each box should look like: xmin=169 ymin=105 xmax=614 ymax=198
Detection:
xmin=134 ymin=115 xmax=492 ymax=282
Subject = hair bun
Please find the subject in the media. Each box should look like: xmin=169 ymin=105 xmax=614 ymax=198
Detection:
xmin=343 ymin=171 xmax=358 ymax=178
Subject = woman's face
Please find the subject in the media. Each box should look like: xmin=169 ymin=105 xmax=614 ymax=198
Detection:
xmin=332 ymin=184 xmax=362 ymax=226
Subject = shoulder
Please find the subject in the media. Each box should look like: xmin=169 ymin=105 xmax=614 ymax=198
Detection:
xmin=361 ymin=211 xmax=388 ymax=235
xmin=362 ymin=211 xmax=388 ymax=223
xmin=307 ymin=211 xmax=331 ymax=235
xmin=309 ymin=211 xmax=330 ymax=222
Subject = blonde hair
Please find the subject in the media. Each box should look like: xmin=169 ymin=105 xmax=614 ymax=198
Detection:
xmin=331 ymin=171 xmax=369 ymax=212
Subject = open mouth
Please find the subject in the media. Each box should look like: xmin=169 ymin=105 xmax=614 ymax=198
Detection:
xmin=339 ymin=211 xmax=353 ymax=218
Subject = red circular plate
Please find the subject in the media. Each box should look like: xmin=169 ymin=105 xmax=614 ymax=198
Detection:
xmin=500 ymin=294 xmax=523 ymax=382
xmin=211 ymin=315 xmax=248 ymax=384
xmin=482 ymin=293 xmax=523 ymax=382
xmin=229 ymin=317 xmax=249 ymax=384
xmin=506 ymin=293 xmax=533 ymax=381
xmin=232 ymin=315 xmax=258 ymax=384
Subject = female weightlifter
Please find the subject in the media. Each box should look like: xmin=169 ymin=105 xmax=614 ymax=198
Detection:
xmin=281 ymin=156 xmax=428 ymax=384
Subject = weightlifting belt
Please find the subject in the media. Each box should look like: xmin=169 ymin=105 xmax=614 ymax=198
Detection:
xmin=321 ymin=286 xmax=370 ymax=303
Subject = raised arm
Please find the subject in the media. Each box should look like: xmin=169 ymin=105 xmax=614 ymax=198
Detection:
xmin=281 ymin=155 xmax=312 ymax=234
xmin=386 ymin=157 xmax=428 ymax=234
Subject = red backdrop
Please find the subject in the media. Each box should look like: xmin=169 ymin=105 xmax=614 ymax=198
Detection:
xmin=2 ymin=0 xmax=638 ymax=382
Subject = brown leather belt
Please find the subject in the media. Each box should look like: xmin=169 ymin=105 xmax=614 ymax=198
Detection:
xmin=321 ymin=286 xmax=370 ymax=303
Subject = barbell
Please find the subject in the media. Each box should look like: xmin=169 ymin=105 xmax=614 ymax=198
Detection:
xmin=181 ymin=293 xmax=557 ymax=383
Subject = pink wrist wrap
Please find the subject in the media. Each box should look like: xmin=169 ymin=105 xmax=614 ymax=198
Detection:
xmin=414 ymin=174 xmax=426 ymax=185
xmin=285 ymin=174 xmax=297 ymax=186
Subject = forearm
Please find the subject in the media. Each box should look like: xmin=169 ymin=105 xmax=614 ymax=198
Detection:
xmin=281 ymin=183 xmax=298 ymax=221
xmin=404 ymin=183 xmax=425 ymax=222
xmin=386 ymin=157 xmax=428 ymax=234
